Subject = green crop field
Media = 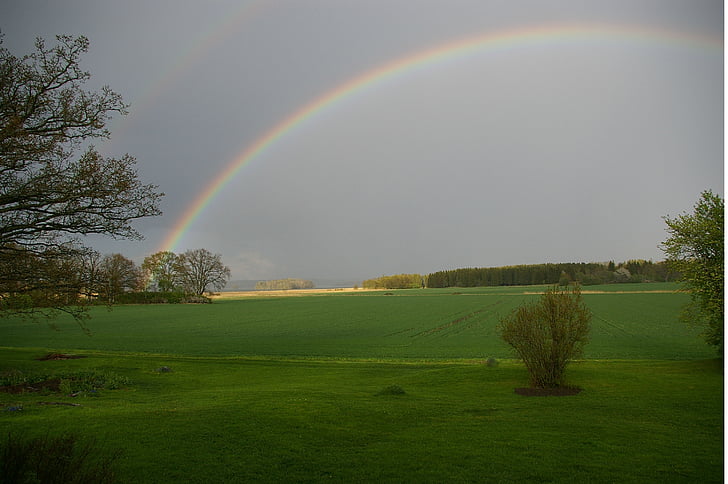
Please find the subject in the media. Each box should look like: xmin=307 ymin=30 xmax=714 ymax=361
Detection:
xmin=0 ymin=284 xmax=723 ymax=482
xmin=0 ymin=283 xmax=713 ymax=360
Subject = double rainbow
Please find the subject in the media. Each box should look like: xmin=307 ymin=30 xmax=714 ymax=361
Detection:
xmin=159 ymin=23 xmax=721 ymax=253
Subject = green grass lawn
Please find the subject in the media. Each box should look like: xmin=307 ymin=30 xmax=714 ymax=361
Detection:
xmin=0 ymin=284 xmax=722 ymax=482
xmin=0 ymin=350 xmax=721 ymax=483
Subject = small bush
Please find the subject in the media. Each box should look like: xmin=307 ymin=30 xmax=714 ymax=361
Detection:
xmin=498 ymin=285 xmax=591 ymax=388
xmin=0 ymin=432 xmax=120 ymax=483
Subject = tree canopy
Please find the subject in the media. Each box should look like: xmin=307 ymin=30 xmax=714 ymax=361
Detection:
xmin=0 ymin=34 xmax=163 ymax=318
xmin=662 ymin=190 xmax=724 ymax=353
xmin=174 ymin=249 xmax=231 ymax=296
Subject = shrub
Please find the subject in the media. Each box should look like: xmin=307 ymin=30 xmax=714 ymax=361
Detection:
xmin=498 ymin=285 xmax=591 ymax=388
xmin=0 ymin=433 xmax=120 ymax=483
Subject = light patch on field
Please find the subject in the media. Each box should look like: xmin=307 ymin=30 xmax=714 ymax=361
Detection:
xmin=212 ymin=287 xmax=364 ymax=298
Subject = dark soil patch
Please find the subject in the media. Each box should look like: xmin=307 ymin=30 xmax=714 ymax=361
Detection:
xmin=0 ymin=378 xmax=62 ymax=394
xmin=514 ymin=386 xmax=582 ymax=397
xmin=36 ymin=353 xmax=87 ymax=361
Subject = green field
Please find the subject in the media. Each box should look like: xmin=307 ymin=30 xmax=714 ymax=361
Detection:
xmin=0 ymin=283 xmax=713 ymax=360
xmin=0 ymin=284 xmax=723 ymax=482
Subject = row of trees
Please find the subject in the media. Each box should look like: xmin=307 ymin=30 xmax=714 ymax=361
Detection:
xmin=362 ymin=274 xmax=424 ymax=290
xmin=425 ymin=260 xmax=674 ymax=288
xmin=1 ymin=247 xmax=231 ymax=312
xmin=255 ymin=279 xmax=314 ymax=290
xmin=364 ymin=260 xmax=674 ymax=291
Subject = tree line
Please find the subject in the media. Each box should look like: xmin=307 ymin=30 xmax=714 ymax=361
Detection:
xmin=1 ymin=248 xmax=231 ymax=311
xmin=425 ymin=260 xmax=675 ymax=288
xmin=255 ymin=279 xmax=314 ymax=290
xmin=362 ymin=274 xmax=424 ymax=289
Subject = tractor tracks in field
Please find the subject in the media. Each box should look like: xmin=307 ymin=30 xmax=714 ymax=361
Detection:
xmin=592 ymin=313 xmax=635 ymax=337
xmin=410 ymin=300 xmax=505 ymax=339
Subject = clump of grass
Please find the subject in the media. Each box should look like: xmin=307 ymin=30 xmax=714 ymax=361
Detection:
xmin=0 ymin=432 xmax=120 ymax=483
xmin=57 ymin=370 xmax=131 ymax=392
xmin=0 ymin=369 xmax=50 ymax=387
xmin=0 ymin=369 xmax=130 ymax=395
xmin=377 ymin=384 xmax=406 ymax=396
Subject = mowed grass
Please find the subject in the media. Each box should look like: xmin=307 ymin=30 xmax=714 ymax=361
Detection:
xmin=0 ymin=284 xmax=723 ymax=482
xmin=0 ymin=350 xmax=721 ymax=483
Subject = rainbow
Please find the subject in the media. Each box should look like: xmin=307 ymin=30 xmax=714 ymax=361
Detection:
xmin=138 ymin=2 xmax=267 ymax=108
xmin=159 ymin=23 xmax=721 ymax=253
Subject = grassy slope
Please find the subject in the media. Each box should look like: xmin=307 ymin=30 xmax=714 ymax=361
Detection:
xmin=0 ymin=349 xmax=722 ymax=483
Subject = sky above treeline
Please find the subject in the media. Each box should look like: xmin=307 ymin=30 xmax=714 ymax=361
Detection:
xmin=1 ymin=1 xmax=723 ymax=281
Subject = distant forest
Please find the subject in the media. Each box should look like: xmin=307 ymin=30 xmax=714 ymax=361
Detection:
xmin=255 ymin=279 xmax=315 ymax=290
xmin=425 ymin=260 xmax=675 ymax=288
xmin=363 ymin=261 xmax=675 ymax=290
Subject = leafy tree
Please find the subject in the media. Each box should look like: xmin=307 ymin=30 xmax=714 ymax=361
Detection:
xmin=0 ymin=34 xmax=163 ymax=318
xmin=498 ymin=286 xmax=591 ymax=388
xmin=558 ymin=271 xmax=570 ymax=287
xmin=99 ymin=253 xmax=140 ymax=303
xmin=0 ymin=243 xmax=87 ymax=318
xmin=78 ymin=249 xmax=103 ymax=301
xmin=661 ymin=190 xmax=724 ymax=353
xmin=141 ymin=251 xmax=179 ymax=292
xmin=174 ymin=249 xmax=230 ymax=296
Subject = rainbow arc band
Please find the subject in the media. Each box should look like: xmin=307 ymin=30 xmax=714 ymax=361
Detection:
xmin=159 ymin=23 xmax=721 ymax=253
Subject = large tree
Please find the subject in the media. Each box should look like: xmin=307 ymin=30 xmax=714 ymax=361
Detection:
xmin=661 ymin=190 xmax=724 ymax=354
xmin=99 ymin=253 xmax=140 ymax=303
xmin=141 ymin=251 xmax=179 ymax=292
xmin=0 ymin=34 xmax=163 ymax=318
xmin=175 ymin=249 xmax=231 ymax=296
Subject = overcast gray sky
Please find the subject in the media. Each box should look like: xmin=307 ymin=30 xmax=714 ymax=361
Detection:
xmin=2 ymin=1 xmax=723 ymax=281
